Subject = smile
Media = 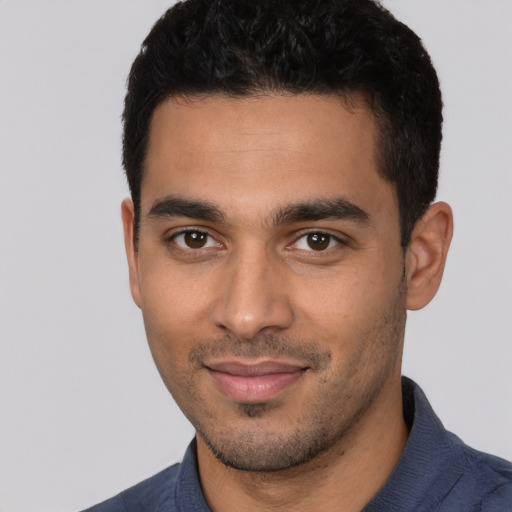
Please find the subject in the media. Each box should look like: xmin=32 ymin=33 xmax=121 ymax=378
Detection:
xmin=206 ymin=360 xmax=308 ymax=403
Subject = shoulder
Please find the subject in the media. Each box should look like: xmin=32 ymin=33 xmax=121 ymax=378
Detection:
xmin=80 ymin=463 xmax=181 ymax=512
xmin=443 ymin=432 xmax=512 ymax=511
xmin=463 ymin=442 xmax=512 ymax=511
xmin=382 ymin=379 xmax=512 ymax=512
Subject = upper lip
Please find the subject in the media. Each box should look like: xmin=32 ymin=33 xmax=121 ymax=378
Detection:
xmin=206 ymin=360 xmax=308 ymax=376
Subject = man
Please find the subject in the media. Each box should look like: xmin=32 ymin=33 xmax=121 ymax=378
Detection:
xmin=85 ymin=0 xmax=512 ymax=510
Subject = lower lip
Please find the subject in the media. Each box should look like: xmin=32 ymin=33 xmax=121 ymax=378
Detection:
xmin=208 ymin=369 xmax=306 ymax=402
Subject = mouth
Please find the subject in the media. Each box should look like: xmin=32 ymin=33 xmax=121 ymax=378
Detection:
xmin=205 ymin=360 xmax=308 ymax=403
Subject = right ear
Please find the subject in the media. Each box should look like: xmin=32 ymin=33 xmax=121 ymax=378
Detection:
xmin=121 ymin=199 xmax=142 ymax=308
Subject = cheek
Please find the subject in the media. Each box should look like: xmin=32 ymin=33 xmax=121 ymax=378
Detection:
xmin=294 ymin=262 xmax=395 ymax=327
xmin=140 ymin=256 xmax=213 ymax=325
xmin=139 ymin=283 xmax=205 ymax=406
xmin=137 ymin=268 xmax=211 ymax=369
xmin=292 ymin=261 xmax=405 ymax=380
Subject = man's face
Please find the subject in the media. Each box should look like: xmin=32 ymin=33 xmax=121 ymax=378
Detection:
xmin=125 ymin=94 xmax=407 ymax=471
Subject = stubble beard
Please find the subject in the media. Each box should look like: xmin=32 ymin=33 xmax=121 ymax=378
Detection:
xmin=165 ymin=283 xmax=407 ymax=474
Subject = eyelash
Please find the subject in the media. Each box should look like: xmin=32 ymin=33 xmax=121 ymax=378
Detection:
xmin=168 ymin=228 xmax=221 ymax=251
xmin=290 ymin=231 xmax=346 ymax=252
xmin=166 ymin=228 xmax=347 ymax=255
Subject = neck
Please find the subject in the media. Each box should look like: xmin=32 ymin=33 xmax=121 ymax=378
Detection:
xmin=197 ymin=377 xmax=408 ymax=512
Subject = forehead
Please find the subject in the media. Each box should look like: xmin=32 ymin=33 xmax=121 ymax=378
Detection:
xmin=142 ymin=93 xmax=396 ymax=224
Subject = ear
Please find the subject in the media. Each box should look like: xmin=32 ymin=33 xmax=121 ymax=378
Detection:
xmin=405 ymin=202 xmax=453 ymax=310
xmin=121 ymin=198 xmax=142 ymax=308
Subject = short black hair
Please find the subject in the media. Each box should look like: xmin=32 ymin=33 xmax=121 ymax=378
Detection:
xmin=123 ymin=0 xmax=442 ymax=246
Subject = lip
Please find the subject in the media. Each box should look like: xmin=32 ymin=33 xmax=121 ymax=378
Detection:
xmin=206 ymin=360 xmax=308 ymax=403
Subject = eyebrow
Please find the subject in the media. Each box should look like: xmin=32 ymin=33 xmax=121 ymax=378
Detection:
xmin=271 ymin=197 xmax=370 ymax=227
xmin=148 ymin=196 xmax=225 ymax=223
xmin=147 ymin=195 xmax=370 ymax=227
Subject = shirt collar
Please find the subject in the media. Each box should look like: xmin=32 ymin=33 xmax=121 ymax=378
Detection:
xmin=175 ymin=438 xmax=211 ymax=512
xmin=363 ymin=377 xmax=464 ymax=512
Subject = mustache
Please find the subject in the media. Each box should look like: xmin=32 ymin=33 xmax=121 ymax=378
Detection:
xmin=188 ymin=333 xmax=331 ymax=371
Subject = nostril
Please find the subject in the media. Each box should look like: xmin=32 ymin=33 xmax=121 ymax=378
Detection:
xmin=210 ymin=294 xmax=294 ymax=341
xmin=209 ymin=255 xmax=294 ymax=338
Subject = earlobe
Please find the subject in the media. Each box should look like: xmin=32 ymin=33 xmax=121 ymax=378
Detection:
xmin=121 ymin=198 xmax=142 ymax=308
xmin=405 ymin=202 xmax=453 ymax=311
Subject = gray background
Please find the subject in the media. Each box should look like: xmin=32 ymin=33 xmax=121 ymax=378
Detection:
xmin=0 ymin=1 xmax=511 ymax=510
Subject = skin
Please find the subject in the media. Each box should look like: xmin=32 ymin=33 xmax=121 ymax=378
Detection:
xmin=122 ymin=94 xmax=453 ymax=511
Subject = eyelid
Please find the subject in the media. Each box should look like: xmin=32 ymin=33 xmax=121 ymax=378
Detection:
xmin=166 ymin=226 xmax=223 ymax=250
xmin=163 ymin=226 xmax=350 ymax=254
xmin=288 ymin=229 xmax=349 ymax=252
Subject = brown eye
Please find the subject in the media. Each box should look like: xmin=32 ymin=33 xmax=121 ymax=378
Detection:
xmin=306 ymin=233 xmax=331 ymax=251
xmin=172 ymin=230 xmax=218 ymax=250
xmin=184 ymin=231 xmax=208 ymax=248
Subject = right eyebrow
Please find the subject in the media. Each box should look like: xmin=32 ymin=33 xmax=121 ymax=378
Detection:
xmin=147 ymin=195 xmax=226 ymax=224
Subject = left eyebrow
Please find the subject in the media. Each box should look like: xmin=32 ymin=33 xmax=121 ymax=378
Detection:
xmin=271 ymin=197 xmax=370 ymax=227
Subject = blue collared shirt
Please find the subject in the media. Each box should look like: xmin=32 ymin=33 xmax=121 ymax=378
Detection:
xmin=83 ymin=378 xmax=512 ymax=511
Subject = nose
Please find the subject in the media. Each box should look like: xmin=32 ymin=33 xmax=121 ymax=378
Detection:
xmin=210 ymin=248 xmax=294 ymax=340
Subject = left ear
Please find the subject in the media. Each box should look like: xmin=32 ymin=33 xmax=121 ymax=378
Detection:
xmin=405 ymin=202 xmax=453 ymax=310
